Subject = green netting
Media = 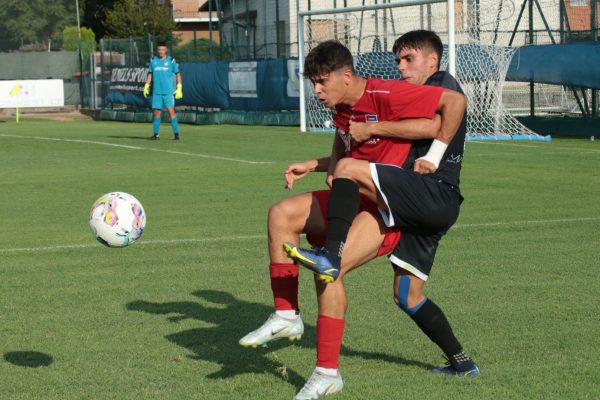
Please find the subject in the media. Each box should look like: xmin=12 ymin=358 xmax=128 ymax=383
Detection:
xmin=0 ymin=51 xmax=79 ymax=80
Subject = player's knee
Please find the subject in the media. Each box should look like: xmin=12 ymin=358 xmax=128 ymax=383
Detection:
xmin=269 ymin=198 xmax=301 ymax=229
xmin=395 ymin=275 xmax=426 ymax=315
xmin=268 ymin=201 xmax=289 ymax=229
xmin=333 ymin=157 xmax=358 ymax=179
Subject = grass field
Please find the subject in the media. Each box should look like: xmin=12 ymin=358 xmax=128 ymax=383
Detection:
xmin=0 ymin=118 xmax=599 ymax=399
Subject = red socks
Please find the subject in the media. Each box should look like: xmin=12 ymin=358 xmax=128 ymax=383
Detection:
xmin=271 ymin=265 xmax=345 ymax=369
xmin=316 ymin=315 xmax=346 ymax=369
xmin=269 ymin=263 xmax=299 ymax=311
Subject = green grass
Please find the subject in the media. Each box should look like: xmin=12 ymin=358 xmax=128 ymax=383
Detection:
xmin=0 ymin=119 xmax=599 ymax=399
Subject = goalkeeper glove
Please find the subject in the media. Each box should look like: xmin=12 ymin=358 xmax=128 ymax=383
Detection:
xmin=143 ymin=82 xmax=150 ymax=98
xmin=174 ymin=83 xmax=183 ymax=99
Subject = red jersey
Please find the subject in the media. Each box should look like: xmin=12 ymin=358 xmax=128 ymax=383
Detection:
xmin=332 ymin=78 xmax=443 ymax=167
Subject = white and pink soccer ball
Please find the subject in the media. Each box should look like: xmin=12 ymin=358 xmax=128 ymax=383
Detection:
xmin=89 ymin=192 xmax=146 ymax=248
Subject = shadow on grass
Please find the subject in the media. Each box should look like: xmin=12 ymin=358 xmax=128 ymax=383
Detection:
xmin=127 ymin=289 xmax=433 ymax=388
xmin=4 ymin=351 xmax=53 ymax=368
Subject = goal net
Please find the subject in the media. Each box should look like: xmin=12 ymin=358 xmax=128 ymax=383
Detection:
xmin=298 ymin=0 xmax=548 ymax=141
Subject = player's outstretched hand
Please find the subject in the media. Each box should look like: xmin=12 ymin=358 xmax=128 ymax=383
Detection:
xmin=174 ymin=83 xmax=183 ymax=99
xmin=143 ymin=83 xmax=150 ymax=98
xmin=414 ymin=159 xmax=437 ymax=174
xmin=284 ymin=162 xmax=311 ymax=190
xmin=349 ymin=120 xmax=371 ymax=143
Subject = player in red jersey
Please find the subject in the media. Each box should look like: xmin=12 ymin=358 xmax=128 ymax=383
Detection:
xmin=240 ymin=40 xmax=467 ymax=399
xmin=286 ymin=33 xmax=478 ymax=398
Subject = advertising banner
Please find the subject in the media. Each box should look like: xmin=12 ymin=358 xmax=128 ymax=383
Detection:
xmin=229 ymin=62 xmax=258 ymax=98
xmin=109 ymin=67 xmax=149 ymax=93
xmin=0 ymin=79 xmax=64 ymax=108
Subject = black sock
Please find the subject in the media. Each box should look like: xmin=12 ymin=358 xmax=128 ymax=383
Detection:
xmin=324 ymin=178 xmax=359 ymax=257
xmin=410 ymin=299 xmax=474 ymax=369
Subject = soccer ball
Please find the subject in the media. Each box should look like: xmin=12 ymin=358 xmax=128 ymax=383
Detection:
xmin=89 ymin=192 xmax=146 ymax=248
xmin=324 ymin=120 xmax=332 ymax=129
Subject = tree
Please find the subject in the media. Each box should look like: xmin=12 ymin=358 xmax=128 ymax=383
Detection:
xmin=0 ymin=0 xmax=75 ymax=42
xmin=105 ymin=0 xmax=176 ymax=38
xmin=81 ymin=0 xmax=118 ymax=40
xmin=63 ymin=26 xmax=96 ymax=63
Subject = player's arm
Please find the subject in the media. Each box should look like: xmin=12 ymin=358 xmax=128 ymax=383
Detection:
xmin=434 ymin=88 xmax=466 ymax=145
xmin=349 ymin=114 xmax=441 ymax=142
xmin=284 ymin=157 xmax=330 ymax=190
xmin=415 ymin=88 xmax=466 ymax=174
xmin=284 ymin=131 xmax=344 ymax=190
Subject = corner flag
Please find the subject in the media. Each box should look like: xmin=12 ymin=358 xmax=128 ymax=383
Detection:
xmin=9 ymin=82 xmax=21 ymax=123
xmin=9 ymin=82 xmax=21 ymax=97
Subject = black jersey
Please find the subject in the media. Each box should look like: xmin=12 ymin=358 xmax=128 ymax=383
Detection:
xmin=402 ymin=71 xmax=466 ymax=189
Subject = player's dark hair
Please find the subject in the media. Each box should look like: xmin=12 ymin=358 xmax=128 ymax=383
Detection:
xmin=157 ymin=41 xmax=167 ymax=48
xmin=392 ymin=30 xmax=443 ymax=69
xmin=303 ymin=40 xmax=354 ymax=80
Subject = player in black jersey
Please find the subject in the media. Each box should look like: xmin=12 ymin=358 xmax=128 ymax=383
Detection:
xmin=287 ymin=30 xmax=479 ymax=377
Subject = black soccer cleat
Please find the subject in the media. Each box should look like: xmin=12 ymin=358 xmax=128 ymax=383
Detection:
xmin=432 ymin=357 xmax=480 ymax=377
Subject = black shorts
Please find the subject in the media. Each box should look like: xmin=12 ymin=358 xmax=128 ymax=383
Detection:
xmin=369 ymin=162 xmax=463 ymax=280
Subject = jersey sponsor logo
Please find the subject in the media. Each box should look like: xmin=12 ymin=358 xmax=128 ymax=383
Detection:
xmin=446 ymin=154 xmax=463 ymax=164
xmin=365 ymin=114 xmax=378 ymax=122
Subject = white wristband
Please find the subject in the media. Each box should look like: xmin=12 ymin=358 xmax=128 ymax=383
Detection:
xmin=416 ymin=139 xmax=448 ymax=169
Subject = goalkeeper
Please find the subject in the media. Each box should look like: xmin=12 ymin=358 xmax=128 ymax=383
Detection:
xmin=143 ymin=41 xmax=183 ymax=140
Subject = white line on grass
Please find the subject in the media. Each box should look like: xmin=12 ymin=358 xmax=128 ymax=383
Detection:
xmin=467 ymin=141 xmax=545 ymax=149
xmin=0 ymin=235 xmax=264 ymax=254
xmin=1 ymin=217 xmax=599 ymax=254
xmin=453 ymin=216 xmax=600 ymax=229
xmin=468 ymin=141 xmax=600 ymax=153
xmin=467 ymin=150 xmax=600 ymax=157
xmin=0 ymin=134 xmax=274 ymax=165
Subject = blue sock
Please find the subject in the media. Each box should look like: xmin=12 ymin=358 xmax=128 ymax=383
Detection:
xmin=171 ymin=117 xmax=179 ymax=136
xmin=152 ymin=118 xmax=161 ymax=136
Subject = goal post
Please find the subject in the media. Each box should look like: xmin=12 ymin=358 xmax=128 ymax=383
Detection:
xmin=297 ymin=0 xmax=548 ymax=141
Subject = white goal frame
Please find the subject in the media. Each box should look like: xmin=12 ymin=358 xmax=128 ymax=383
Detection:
xmin=297 ymin=0 xmax=548 ymax=141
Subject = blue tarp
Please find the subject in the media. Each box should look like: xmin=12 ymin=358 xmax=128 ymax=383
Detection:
xmin=506 ymin=42 xmax=600 ymax=89
xmin=106 ymin=58 xmax=299 ymax=111
xmin=355 ymin=43 xmax=600 ymax=89
xmin=178 ymin=62 xmax=230 ymax=109
xmin=107 ymin=42 xmax=600 ymax=111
